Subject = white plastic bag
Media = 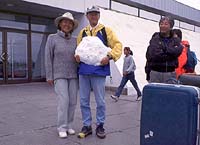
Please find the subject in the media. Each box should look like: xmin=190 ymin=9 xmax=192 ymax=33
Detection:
xmin=75 ymin=36 xmax=111 ymax=66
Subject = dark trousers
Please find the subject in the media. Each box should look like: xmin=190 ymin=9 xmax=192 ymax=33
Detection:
xmin=115 ymin=72 xmax=142 ymax=97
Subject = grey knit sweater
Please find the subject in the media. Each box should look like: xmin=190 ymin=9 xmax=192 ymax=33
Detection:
xmin=123 ymin=55 xmax=136 ymax=73
xmin=45 ymin=30 xmax=78 ymax=80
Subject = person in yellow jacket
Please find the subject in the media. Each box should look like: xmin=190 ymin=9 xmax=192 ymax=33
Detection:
xmin=75 ymin=5 xmax=122 ymax=139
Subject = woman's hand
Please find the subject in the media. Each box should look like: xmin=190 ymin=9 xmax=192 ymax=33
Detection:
xmin=74 ymin=55 xmax=80 ymax=63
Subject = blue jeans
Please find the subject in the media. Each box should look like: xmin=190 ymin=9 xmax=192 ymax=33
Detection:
xmin=115 ymin=72 xmax=141 ymax=97
xmin=79 ymin=75 xmax=106 ymax=126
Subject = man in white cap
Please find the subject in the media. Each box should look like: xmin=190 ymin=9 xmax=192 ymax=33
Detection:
xmin=45 ymin=12 xmax=79 ymax=138
xmin=75 ymin=6 xmax=122 ymax=139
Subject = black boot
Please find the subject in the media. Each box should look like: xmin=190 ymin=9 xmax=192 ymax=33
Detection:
xmin=77 ymin=126 xmax=92 ymax=138
xmin=96 ymin=123 xmax=106 ymax=139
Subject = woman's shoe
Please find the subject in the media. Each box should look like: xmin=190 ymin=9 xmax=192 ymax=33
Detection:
xmin=58 ymin=131 xmax=67 ymax=138
xmin=67 ymin=129 xmax=76 ymax=135
xmin=110 ymin=95 xmax=119 ymax=102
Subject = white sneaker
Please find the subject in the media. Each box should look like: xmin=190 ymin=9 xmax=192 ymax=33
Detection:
xmin=67 ymin=129 xmax=75 ymax=135
xmin=58 ymin=131 xmax=67 ymax=138
xmin=111 ymin=95 xmax=119 ymax=102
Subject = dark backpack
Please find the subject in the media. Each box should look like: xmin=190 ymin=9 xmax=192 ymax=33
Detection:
xmin=82 ymin=27 xmax=108 ymax=46
xmin=183 ymin=47 xmax=197 ymax=72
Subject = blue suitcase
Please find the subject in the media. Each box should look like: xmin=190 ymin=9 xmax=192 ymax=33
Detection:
xmin=140 ymin=83 xmax=200 ymax=145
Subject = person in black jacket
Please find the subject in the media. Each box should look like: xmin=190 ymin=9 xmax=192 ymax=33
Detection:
xmin=145 ymin=16 xmax=183 ymax=83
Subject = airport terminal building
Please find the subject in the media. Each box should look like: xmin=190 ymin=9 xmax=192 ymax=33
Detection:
xmin=0 ymin=0 xmax=199 ymax=85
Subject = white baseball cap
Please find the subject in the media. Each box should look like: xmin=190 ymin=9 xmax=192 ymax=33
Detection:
xmin=86 ymin=6 xmax=100 ymax=14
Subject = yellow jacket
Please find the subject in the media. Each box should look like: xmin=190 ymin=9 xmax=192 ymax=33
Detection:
xmin=77 ymin=23 xmax=122 ymax=61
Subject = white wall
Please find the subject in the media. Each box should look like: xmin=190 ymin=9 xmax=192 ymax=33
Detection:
xmin=24 ymin=0 xmax=110 ymax=13
xmin=100 ymin=8 xmax=200 ymax=95
xmin=111 ymin=1 xmax=138 ymax=16
xmin=84 ymin=0 xmax=110 ymax=10
xmin=23 ymin=0 xmax=85 ymax=13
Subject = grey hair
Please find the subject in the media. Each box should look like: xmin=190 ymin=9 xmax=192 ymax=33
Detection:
xmin=159 ymin=16 xmax=174 ymax=28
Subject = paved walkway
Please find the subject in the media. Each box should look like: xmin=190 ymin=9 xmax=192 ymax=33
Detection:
xmin=0 ymin=82 xmax=141 ymax=145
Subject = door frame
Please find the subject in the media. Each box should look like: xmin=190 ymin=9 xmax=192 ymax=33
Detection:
xmin=0 ymin=28 xmax=31 ymax=84
xmin=0 ymin=30 xmax=6 ymax=84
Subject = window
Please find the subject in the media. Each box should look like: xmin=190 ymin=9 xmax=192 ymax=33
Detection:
xmin=0 ymin=13 xmax=28 ymax=30
xmin=174 ymin=20 xmax=180 ymax=27
xmin=111 ymin=1 xmax=138 ymax=16
xmin=31 ymin=33 xmax=47 ymax=79
xmin=31 ymin=16 xmax=56 ymax=33
xmin=180 ymin=21 xmax=194 ymax=31
xmin=140 ymin=10 xmax=161 ymax=22
xmin=195 ymin=26 xmax=200 ymax=33
xmin=7 ymin=32 xmax=28 ymax=79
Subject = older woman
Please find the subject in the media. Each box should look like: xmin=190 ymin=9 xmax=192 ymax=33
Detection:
xmin=45 ymin=12 xmax=78 ymax=138
xmin=145 ymin=16 xmax=183 ymax=83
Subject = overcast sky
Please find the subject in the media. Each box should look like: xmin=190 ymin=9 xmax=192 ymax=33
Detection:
xmin=176 ymin=0 xmax=200 ymax=10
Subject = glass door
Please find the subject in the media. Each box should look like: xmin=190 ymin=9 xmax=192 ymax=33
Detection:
xmin=6 ymin=32 xmax=28 ymax=82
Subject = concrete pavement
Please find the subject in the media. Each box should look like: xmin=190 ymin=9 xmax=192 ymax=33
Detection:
xmin=0 ymin=82 xmax=141 ymax=145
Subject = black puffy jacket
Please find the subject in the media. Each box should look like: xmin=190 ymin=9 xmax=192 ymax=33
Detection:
xmin=146 ymin=32 xmax=183 ymax=72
